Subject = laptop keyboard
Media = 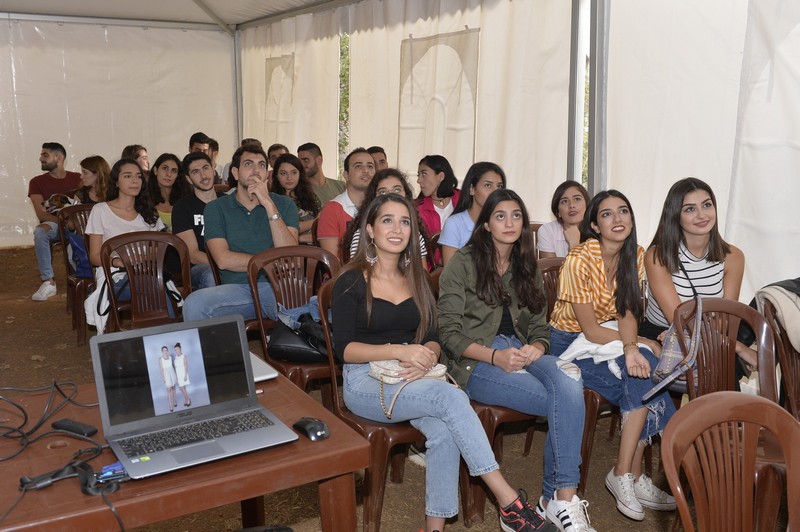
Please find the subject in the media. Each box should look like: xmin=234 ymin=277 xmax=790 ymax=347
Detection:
xmin=119 ymin=410 xmax=274 ymax=457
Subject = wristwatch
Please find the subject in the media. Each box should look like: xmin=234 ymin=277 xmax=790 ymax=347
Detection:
xmin=269 ymin=212 xmax=281 ymax=221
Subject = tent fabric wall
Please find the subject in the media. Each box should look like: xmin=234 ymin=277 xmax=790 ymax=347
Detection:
xmin=0 ymin=18 xmax=236 ymax=248
xmin=607 ymin=0 xmax=800 ymax=301
xmin=348 ymin=0 xmax=572 ymax=222
xmin=239 ymin=11 xmax=341 ymax=175
xmin=728 ymin=0 xmax=800 ymax=298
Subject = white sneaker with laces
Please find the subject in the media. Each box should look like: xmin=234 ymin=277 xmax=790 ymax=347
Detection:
xmin=545 ymin=495 xmax=596 ymax=532
xmin=535 ymin=496 xmax=547 ymax=521
xmin=31 ymin=281 xmax=57 ymax=301
xmin=634 ymin=474 xmax=676 ymax=510
xmin=605 ymin=469 xmax=645 ymax=520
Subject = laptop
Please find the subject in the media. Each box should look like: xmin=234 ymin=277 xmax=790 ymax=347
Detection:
xmin=251 ymin=351 xmax=279 ymax=382
xmin=89 ymin=315 xmax=298 ymax=479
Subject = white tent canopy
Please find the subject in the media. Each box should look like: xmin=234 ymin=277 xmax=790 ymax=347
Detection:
xmin=2 ymin=0 xmax=799 ymax=301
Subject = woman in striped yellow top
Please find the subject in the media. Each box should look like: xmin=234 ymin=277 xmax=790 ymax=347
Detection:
xmin=547 ymin=190 xmax=676 ymax=523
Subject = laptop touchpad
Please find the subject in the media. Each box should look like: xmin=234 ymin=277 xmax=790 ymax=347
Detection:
xmin=172 ymin=441 xmax=225 ymax=463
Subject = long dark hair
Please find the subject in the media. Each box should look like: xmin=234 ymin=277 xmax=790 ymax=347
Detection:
xmin=343 ymin=169 xmax=429 ymax=255
xmin=452 ymin=161 xmax=507 ymax=215
xmin=417 ymin=155 xmax=458 ymax=200
xmin=340 ymin=194 xmax=436 ymax=343
xmin=107 ymin=159 xmax=159 ymax=225
xmin=581 ymin=190 xmax=643 ymax=319
xmin=270 ymin=153 xmax=321 ymax=216
xmin=550 ymin=180 xmax=590 ymax=223
xmin=649 ymin=177 xmax=731 ymax=273
xmin=147 ymin=153 xmax=189 ymax=206
xmin=467 ymin=189 xmax=546 ymax=313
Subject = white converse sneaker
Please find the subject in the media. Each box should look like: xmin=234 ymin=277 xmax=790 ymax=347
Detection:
xmin=604 ymin=469 xmax=645 ymax=520
xmin=546 ymin=495 xmax=596 ymax=532
xmin=634 ymin=474 xmax=676 ymax=511
xmin=31 ymin=281 xmax=57 ymax=301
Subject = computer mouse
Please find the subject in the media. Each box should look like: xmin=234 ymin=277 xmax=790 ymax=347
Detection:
xmin=292 ymin=417 xmax=330 ymax=441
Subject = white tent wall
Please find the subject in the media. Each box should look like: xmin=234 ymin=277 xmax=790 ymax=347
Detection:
xmin=347 ymin=0 xmax=572 ymax=222
xmin=240 ymin=11 xmax=342 ymax=174
xmin=728 ymin=0 xmax=800 ymax=299
xmin=607 ymin=0 xmax=800 ymax=301
xmin=0 ymin=17 xmax=236 ymax=248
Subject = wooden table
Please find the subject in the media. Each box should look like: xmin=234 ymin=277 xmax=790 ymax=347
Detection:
xmin=0 ymin=376 xmax=370 ymax=531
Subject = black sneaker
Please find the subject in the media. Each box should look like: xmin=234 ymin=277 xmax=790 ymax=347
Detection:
xmin=499 ymin=489 xmax=558 ymax=531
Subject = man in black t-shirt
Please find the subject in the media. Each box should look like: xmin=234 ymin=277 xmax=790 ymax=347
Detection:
xmin=172 ymin=152 xmax=223 ymax=289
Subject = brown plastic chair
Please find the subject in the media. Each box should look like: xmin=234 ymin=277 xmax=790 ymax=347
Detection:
xmin=763 ymin=299 xmax=800 ymax=420
xmin=248 ymin=246 xmax=341 ymax=400
xmin=317 ymin=280 xmax=424 ymax=532
xmin=427 ymin=232 xmax=442 ymax=270
xmin=529 ymin=222 xmax=543 ymax=259
xmin=673 ymin=297 xmax=778 ymax=402
xmin=662 ymin=391 xmax=800 ymax=532
xmin=56 ymin=204 xmax=95 ymax=344
xmin=100 ymin=231 xmax=191 ymax=331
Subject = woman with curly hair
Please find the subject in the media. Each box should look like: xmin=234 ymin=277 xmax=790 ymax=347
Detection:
xmin=147 ymin=153 xmax=190 ymax=232
xmin=270 ymin=153 xmax=321 ymax=243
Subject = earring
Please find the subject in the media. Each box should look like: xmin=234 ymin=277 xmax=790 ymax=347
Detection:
xmin=402 ymin=254 xmax=411 ymax=268
xmin=366 ymin=237 xmax=378 ymax=267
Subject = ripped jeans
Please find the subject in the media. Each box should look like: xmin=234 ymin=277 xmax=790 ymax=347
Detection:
xmin=548 ymin=327 xmax=675 ymax=442
xmin=464 ymin=334 xmax=584 ymax=501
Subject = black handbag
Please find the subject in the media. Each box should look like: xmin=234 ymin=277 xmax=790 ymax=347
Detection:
xmin=268 ymin=314 xmax=327 ymax=363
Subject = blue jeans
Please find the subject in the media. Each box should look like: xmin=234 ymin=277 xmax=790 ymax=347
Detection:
xmin=343 ymin=363 xmax=499 ymax=518
xmin=548 ymin=327 xmax=675 ymax=442
xmin=465 ymin=335 xmax=584 ymax=501
xmin=182 ymin=281 xmax=277 ymax=322
xmin=190 ymin=263 xmax=216 ymax=290
xmin=34 ymin=221 xmax=60 ymax=280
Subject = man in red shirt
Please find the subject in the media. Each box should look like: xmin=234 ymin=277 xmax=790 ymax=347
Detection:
xmin=28 ymin=142 xmax=81 ymax=301
xmin=316 ymin=148 xmax=375 ymax=260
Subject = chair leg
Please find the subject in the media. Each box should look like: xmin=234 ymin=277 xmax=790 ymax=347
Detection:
xmin=578 ymin=389 xmax=602 ymax=497
xmin=363 ymin=435 xmax=391 ymax=532
xmin=389 ymin=445 xmax=407 ymax=484
xmin=463 ymin=410 xmax=500 ymax=525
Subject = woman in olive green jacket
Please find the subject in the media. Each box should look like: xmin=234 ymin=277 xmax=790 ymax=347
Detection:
xmin=438 ymin=189 xmax=593 ymax=531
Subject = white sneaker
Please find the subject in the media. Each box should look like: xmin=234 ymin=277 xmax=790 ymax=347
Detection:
xmin=534 ymin=496 xmax=547 ymax=520
xmin=546 ymin=495 xmax=596 ymax=532
xmin=31 ymin=281 xmax=57 ymax=301
xmin=408 ymin=444 xmax=426 ymax=468
xmin=634 ymin=474 xmax=676 ymax=511
xmin=605 ymin=469 xmax=645 ymax=520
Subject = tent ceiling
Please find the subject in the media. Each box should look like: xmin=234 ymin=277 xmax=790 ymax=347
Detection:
xmin=2 ymin=0 xmax=347 ymax=27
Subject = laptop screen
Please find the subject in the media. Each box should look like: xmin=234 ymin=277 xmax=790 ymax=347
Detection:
xmin=93 ymin=317 xmax=253 ymax=428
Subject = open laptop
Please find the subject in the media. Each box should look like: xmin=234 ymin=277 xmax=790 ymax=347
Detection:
xmin=89 ymin=315 xmax=298 ymax=479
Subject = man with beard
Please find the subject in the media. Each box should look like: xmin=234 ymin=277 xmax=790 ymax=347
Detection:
xmin=297 ymin=142 xmax=345 ymax=205
xmin=182 ymin=144 xmax=299 ymax=322
xmin=172 ymin=152 xmax=224 ymax=289
xmin=316 ymin=148 xmax=375 ymax=260
xmin=28 ymin=142 xmax=81 ymax=301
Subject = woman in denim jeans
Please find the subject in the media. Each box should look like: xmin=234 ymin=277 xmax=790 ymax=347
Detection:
xmin=331 ymin=194 xmax=548 ymax=532
xmin=438 ymin=189 xmax=593 ymax=532
xmin=548 ymin=190 xmax=676 ymax=522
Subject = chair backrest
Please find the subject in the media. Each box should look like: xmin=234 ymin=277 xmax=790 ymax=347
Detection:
xmin=100 ymin=231 xmax=191 ymax=330
xmin=673 ymin=297 xmax=778 ymax=402
xmin=206 ymin=250 xmax=222 ymax=286
xmin=537 ymin=256 xmax=564 ymax=322
xmin=427 ymin=232 xmax=442 ymax=270
xmin=763 ymin=299 xmax=800 ymax=420
xmin=56 ymin=204 xmax=94 ymax=277
xmin=530 ymin=222 xmax=543 ymax=259
xmin=429 ymin=268 xmax=443 ymax=299
xmin=247 ymin=245 xmax=341 ymax=361
xmin=662 ymin=391 xmax=800 ymax=532
xmin=317 ymin=280 xmax=346 ymax=416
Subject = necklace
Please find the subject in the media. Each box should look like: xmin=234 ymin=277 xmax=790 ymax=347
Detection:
xmin=434 ymin=197 xmax=447 ymax=207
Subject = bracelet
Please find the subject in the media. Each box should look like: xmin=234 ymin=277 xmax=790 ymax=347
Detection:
xmin=491 ymin=349 xmax=497 ymax=366
xmin=623 ymin=341 xmax=638 ymax=351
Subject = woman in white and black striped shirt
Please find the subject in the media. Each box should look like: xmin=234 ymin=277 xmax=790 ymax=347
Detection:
xmin=642 ymin=178 xmax=745 ymax=342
